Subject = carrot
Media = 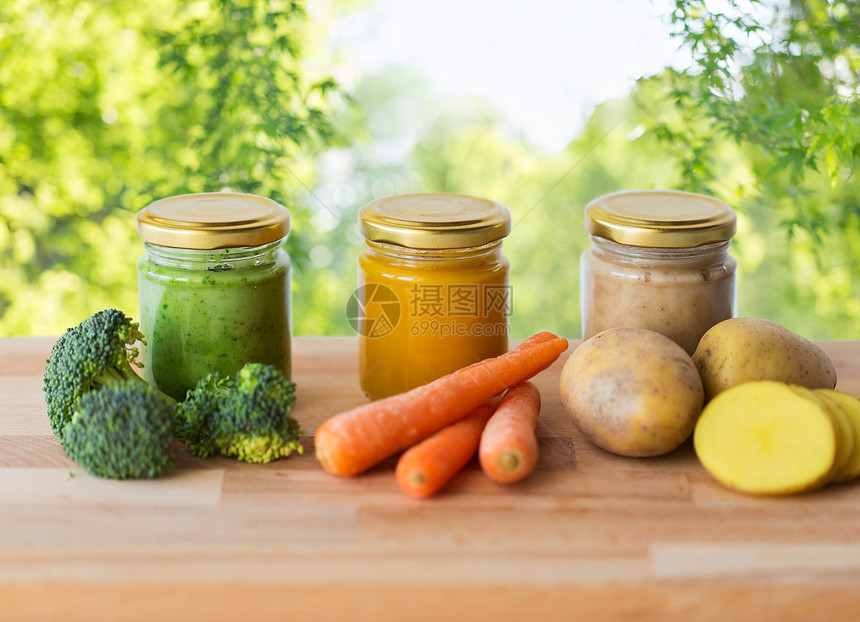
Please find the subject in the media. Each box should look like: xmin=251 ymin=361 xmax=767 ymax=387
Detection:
xmin=395 ymin=397 xmax=501 ymax=498
xmin=479 ymin=381 xmax=542 ymax=484
xmin=314 ymin=332 xmax=568 ymax=476
xmin=512 ymin=331 xmax=560 ymax=351
xmin=452 ymin=331 xmax=559 ymax=376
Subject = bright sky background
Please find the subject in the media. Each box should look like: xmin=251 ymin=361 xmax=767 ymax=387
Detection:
xmin=328 ymin=0 xmax=690 ymax=152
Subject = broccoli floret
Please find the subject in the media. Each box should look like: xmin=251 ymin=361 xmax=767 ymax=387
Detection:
xmin=63 ymin=380 xmax=176 ymax=479
xmin=43 ymin=308 xmax=171 ymax=442
xmin=175 ymin=363 xmax=302 ymax=463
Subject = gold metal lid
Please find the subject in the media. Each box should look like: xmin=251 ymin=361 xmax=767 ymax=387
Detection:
xmin=136 ymin=192 xmax=290 ymax=249
xmin=359 ymin=193 xmax=511 ymax=249
xmin=585 ymin=189 xmax=736 ymax=248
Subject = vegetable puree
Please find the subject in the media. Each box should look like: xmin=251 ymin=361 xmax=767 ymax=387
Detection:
xmin=581 ymin=190 xmax=737 ymax=355
xmin=581 ymin=241 xmax=735 ymax=355
xmin=357 ymin=193 xmax=512 ymax=400
xmin=358 ymin=244 xmax=509 ymax=399
xmin=138 ymin=249 xmax=291 ymax=400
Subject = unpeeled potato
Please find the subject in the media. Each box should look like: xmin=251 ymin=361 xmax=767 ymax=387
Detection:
xmin=692 ymin=317 xmax=837 ymax=400
xmin=559 ymin=327 xmax=704 ymax=457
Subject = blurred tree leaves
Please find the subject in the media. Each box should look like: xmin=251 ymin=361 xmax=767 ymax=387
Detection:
xmin=664 ymin=0 xmax=859 ymax=189
xmin=306 ymin=0 xmax=860 ymax=340
xmin=639 ymin=0 xmax=860 ymax=336
xmin=0 ymin=0 xmax=339 ymax=335
xmin=1 ymin=0 xmax=857 ymax=340
xmin=302 ymin=67 xmax=689 ymax=339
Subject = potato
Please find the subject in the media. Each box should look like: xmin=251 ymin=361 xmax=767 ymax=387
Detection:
xmin=694 ymin=381 xmax=838 ymax=495
xmin=817 ymin=389 xmax=860 ymax=483
xmin=792 ymin=386 xmax=852 ymax=483
xmin=559 ymin=327 xmax=704 ymax=457
xmin=692 ymin=317 xmax=837 ymax=400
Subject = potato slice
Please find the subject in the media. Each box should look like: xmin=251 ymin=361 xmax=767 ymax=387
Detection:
xmin=803 ymin=389 xmax=855 ymax=483
xmin=694 ymin=381 xmax=837 ymax=495
xmin=817 ymin=389 xmax=860 ymax=483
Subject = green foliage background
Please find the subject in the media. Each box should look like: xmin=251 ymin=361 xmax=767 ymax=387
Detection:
xmin=0 ymin=0 xmax=336 ymax=334
xmin=1 ymin=0 xmax=858 ymax=340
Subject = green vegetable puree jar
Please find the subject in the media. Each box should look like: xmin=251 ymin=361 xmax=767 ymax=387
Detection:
xmin=136 ymin=192 xmax=292 ymax=400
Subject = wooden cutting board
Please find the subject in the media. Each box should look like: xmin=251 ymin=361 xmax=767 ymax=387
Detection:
xmin=1 ymin=336 xmax=859 ymax=622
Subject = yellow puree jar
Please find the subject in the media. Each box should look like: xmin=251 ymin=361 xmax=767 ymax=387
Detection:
xmin=581 ymin=189 xmax=737 ymax=355
xmin=356 ymin=193 xmax=511 ymax=399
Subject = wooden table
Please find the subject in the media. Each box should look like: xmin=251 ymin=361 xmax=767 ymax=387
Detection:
xmin=2 ymin=337 xmax=859 ymax=621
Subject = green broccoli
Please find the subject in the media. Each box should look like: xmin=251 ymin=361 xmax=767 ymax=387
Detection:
xmin=43 ymin=308 xmax=173 ymax=442
xmin=175 ymin=363 xmax=302 ymax=463
xmin=63 ymin=380 xmax=176 ymax=479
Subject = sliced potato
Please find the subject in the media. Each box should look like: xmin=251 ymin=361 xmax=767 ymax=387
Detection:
xmin=694 ymin=381 xmax=837 ymax=495
xmin=793 ymin=386 xmax=852 ymax=483
xmin=817 ymin=389 xmax=860 ymax=483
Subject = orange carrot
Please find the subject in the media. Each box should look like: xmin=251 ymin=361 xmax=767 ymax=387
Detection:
xmin=479 ymin=381 xmax=542 ymax=484
xmin=314 ymin=332 xmax=568 ymax=476
xmin=512 ymin=331 xmax=560 ymax=351
xmin=452 ymin=331 xmax=559 ymax=376
xmin=395 ymin=397 xmax=501 ymax=498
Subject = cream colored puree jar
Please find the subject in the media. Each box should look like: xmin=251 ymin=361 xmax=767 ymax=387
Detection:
xmin=580 ymin=189 xmax=737 ymax=355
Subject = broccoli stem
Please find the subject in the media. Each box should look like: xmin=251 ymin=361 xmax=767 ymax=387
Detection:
xmin=95 ymin=361 xmax=176 ymax=404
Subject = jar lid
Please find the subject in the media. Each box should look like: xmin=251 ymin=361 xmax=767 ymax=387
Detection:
xmin=359 ymin=193 xmax=511 ymax=249
xmin=585 ymin=189 xmax=736 ymax=248
xmin=137 ymin=192 xmax=290 ymax=249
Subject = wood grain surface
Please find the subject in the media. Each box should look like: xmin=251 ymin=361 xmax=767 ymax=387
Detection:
xmin=1 ymin=337 xmax=859 ymax=622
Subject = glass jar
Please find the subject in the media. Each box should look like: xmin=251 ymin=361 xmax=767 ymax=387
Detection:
xmin=355 ymin=193 xmax=511 ymax=399
xmin=136 ymin=192 xmax=291 ymax=400
xmin=580 ymin=189 xmax=737 ymax=355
